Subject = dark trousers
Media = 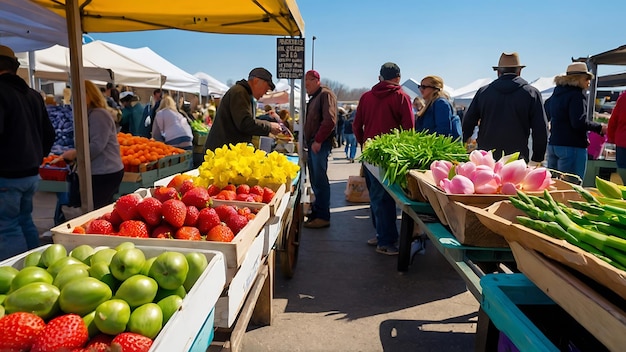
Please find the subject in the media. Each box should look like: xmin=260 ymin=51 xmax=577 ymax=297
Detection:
xmin=93 ymin=169 xmax=125 ymax=209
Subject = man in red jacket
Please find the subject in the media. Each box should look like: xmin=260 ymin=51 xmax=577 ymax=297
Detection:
xmin=353 ymin=62 xmax=414 ymax=255
xmin=608 ymin=91 xmax=626 ymax=183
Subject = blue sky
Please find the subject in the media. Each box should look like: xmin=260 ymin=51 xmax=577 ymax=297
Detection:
xmin=91 ymin=0 xmax=626 ymax=91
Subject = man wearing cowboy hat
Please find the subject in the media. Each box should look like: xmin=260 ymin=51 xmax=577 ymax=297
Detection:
xmin=461 ymin=52 xmax=548 ymax=164
xmin=0 ymin=45 xmax=55 ymax=260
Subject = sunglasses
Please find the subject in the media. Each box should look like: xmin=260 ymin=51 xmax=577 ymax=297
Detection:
xmin=418 ymin=85 xmax=437 ymax=90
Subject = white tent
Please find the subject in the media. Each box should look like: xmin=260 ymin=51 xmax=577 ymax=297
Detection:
xmin=0 ymin=0 xmax=67 ymax=52
xmin=127 ymin=46 xmax=202 ymax=94
xmin=529 ymin=76 xmax=556 ymax=101
xmin=450 ymin=78 xmax=493 ymax=107
xmin=194 ymin=71 xmax=229 ymax=97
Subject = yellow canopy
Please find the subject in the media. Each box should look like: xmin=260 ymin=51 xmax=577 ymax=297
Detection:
xmin=30 ymin=0 xmax=304 ymax=36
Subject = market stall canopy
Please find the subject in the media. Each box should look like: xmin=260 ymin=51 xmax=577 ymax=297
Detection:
xmin=84 ymin=41 xmax=201 ymax=93
xmin=194 ymin=71 xmax=229 ymax=98
xmin=529 ymin=76 xmax=556 ymax=101
xmin=587 ymin=44 xmax=626 ymax=66
xmin=29 ymin=0 xmax=304 ymax=36
xmin=597 ymin=72 xmax=626 ymax=88
xmin=0 ymin=0 xmax=67 ymax=52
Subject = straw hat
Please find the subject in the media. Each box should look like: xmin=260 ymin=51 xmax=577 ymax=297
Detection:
xmin=492 ymin=52 xmax=526 ymax=70
xmin=566 ymin=62 xmax=594 ymax=79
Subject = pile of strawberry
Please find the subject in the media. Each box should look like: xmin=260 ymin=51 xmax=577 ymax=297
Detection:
xmin=0 ymin=312 xmax=152 ymax=352
xmin=71 ymin=175 xmax=275 ymax=242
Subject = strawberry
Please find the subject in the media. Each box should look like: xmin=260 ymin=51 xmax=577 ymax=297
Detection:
xmin=152 ymin=186 xmax=180 ymax=203
xmin=221 ymin=184 xmax=237 ymax=192
xmin=236 ymin=193 xmax=251 ymax=201
xmin=250 ymin=194 xmax=263 ymax=203
xmin=262 ymin=187 xmax=276 ymax=203
xmin=72 ymin=226 xmax=86 ymax=234
xmin=109 ymin=208 xmax=124 ymax=227
xmin=225 ymin=213 xmax=249 ymax=235
xmin=184 ymin=205 xmax=200 ymax=226
xmin=114 ymin=194 xmax=142 ymax=221
xmin=0 ymin=312 xmax=46 ymax=351
xmin=237 ymin=207 xmax=252 ymax=216
xmin=214 ymin=205 xmax=237 ymax=222
xmin=206 ymin=184 xmax=221 ymax=196
xmin=245 ymin=213 xmax=257 ymax=221
xmin=250 ymin=185 xmax=264 ymax=197
xmin=181 ymin=187 xmax=211 ymax=209
xmin=179 ymin=179 xmax=195 ymax=196
xmin=110 ymin=332 xmax=152 ymax=352
xmin=162 ymin=199 xmax=187 ymax=228
xmin=206 ymin=223 xmax=235 ymax=242
xmin=236 ymin=184 xmax=250 ymax=194
xmin=151 ymin=223 xmax=174 ymax=239
xmin=197 ymin=207 xmax=221 ymax=234
xmin=86 ymin=219 xmax=114 ymax=234
xmin=84 ymin=333 xmax=113 ymax=352
xmin=31 ymin=314 xmax=89 ymax=352
xmin=175 ymin=226 xmax=201 ymax=240
xmin=137 ymin=197 xmax=163 ymax=226
xmin=99 ymin=212 xmax=112 ymax=222
xmin=166 ymin=174 xmax=193 ymax=192
xmin=118 ymin=220 xmax=149 ymax=238
xmin=215 ymin=190 xmax=236 ymax=200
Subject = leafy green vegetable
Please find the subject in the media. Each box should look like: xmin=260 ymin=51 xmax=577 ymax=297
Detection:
xmin=359 ymin=129 xmax=467 ymax=188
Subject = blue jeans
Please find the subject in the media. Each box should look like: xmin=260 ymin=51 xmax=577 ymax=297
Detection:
xmin=344 ymin=133 xmax=357 ymax=159
xmin=0 ymin=175 xmax=40 ymax=260
xmin=307 ymin=139 xmax=332 ymax=221
xmin=547 ymin=145 xmax=587 ymax=181
xmin=363 ymin=167 xmax=399 ymax=247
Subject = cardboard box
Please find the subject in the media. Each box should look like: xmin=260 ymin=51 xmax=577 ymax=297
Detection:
xmin=0 ymin=244 xmax=226 ymax=352
xmin=469 ymin=196 xmax=626 ymax=300
xmin=51 ymin=200 xmax=269 ymax=273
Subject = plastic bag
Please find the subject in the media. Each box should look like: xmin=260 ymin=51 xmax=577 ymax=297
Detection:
xmin=345 ymin=175 xmax=370 ymax=203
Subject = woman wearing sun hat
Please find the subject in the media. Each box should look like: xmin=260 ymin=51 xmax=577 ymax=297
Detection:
xmin=544 ymin=62 xmax=606 ymax=181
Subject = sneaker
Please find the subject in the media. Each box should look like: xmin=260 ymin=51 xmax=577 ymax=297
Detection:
xmin=303 ymin=218 xmax=330 ymax=229
xmin=376 ymin=245 xmax=399 ymax=256
xmin=367 ymin=237 xmax=378 ymax=246
xmin=410 ymin=237 xmax=426 ymax=261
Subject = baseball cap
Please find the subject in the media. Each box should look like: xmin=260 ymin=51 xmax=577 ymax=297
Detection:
xmin=249 ymin=67 xmax=276 ymax=90
xmin=306 ymin=70 xmax=320 ymax=80
xmin=380 ymin=62 xmax=401 ymax=80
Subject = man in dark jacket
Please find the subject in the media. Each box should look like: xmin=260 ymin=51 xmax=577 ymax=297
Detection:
xmin=462 ymin=52 xmax=548 ymax=164
xmin=0 ymin=45 xmax=55 ymax=260
xmin=353 ymin=62 xmax=414 ymax=255
xmin=204 ymin=67 xmax=281 ymax=151
xmin=303 ymin=70 xmax=337 ymax=229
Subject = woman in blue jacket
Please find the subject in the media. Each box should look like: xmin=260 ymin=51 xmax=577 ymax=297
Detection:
xmin=415 ymin=75 xmax=454 ymax=137
xmin=544 ymin=62 xmax=606 ymax=181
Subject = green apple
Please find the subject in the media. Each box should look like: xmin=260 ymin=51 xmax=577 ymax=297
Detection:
xmin=4 ymin=282 xmax=60 ymax=319
xmin=46 ymin=256 xmax=86 ymax=277
xmin=89 ymin=248 xmax=117 ymax=266
xmin=88 ymin=261 xmax=120 ymax=292
xmin=115 ymin=241 xmax=136 ymax=251
xmin=0 ymin=266 xmax=18 ymax=294
xmin=0 ymin=294 xmax=6 ymax=304
xmin=23 ymin=251 xmax=43 ymax=267
xmin=127 ymin=303 xmax=163 ymax=339
xmin=154 ymin=285 xmax=186 ymax=302
xmin=11 ymin=266 xmax=53 ymax=291
xmin=94 ymin=299 xmax=131 ymax=335
xmin=39 ymin=244 xmax=67 ymax=268
xmin=140 ymin=257 xmax=157 ymax=276
xmin=59 ymin=277 xmax=113 ymax=316
xmin=53 ymin=264 xmax=90 ymax=290
xmin=69 ymin=245 xmax=95 ymax=264
xmin=183 ymin=252 xmax=208 ymax=292
xmin=110 ymin=248 xmax=146 ymax=281
xmin=157 ymin=295 xmax=183 ymax=326
xmin=148 ymin=252 xmax=189 ymax=290
xmin=82 ymin=311 xmax=99 ymax=337
xmin=114 ymin=274 xmax=158 ymax=309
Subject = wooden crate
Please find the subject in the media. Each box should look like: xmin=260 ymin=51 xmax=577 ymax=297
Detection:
xmin=51 ymin=200 xmax=269 ymax=273
xmin=469 ymin=197 xmax=626 ymax=301
xmin=405 ymin=169 xmax=429 ymax=203
xmin=510 ymin=242 xmax=626 ymax=351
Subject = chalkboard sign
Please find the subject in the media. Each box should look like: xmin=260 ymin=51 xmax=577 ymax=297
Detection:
xmin=276 ymin=38 xmax=305 ymax=79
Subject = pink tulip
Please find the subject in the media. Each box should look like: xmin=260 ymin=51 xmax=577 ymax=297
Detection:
xmin=430 ymin=160 xmax=453 ymax=186
xmin=440 ymin=175 xmax=475 ymax=194
xmin=500 ymin=182 xmax=520 ymax=195
xmin=497 ymin=152 xmax=521 ymax=165
xmin=498 ymin=159 xmax=528 ymax=185
xmin=521 ymin=167 xmax=553 ymax=192
xmin=471 ymin=168 xmax=501 ymax=194
xmin=455 ymin=162 xmax=476 ymax=178
xmin=469 ymin=150 xmax=495 ymax=169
